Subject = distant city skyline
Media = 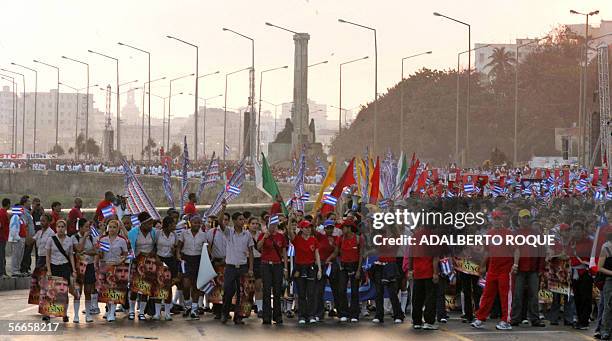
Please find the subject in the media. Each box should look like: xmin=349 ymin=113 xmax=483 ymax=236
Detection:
xmin=1 ymin=0 xmax=612 ymax=125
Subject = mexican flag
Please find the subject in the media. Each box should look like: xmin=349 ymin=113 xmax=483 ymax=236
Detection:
xmin=255 ymin=153 xmax=287 ymax=215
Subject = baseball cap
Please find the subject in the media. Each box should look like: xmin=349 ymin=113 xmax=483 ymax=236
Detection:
xmin=323 ymin=219 xmax=335 ymax=228
xmin=298 ymin=220 xmax=312 ymax=229
xmin=518 ymin=209 xmax=531 ymax=218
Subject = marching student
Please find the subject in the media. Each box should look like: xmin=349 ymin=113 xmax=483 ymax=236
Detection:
xmin=96 ymin=219 xmax=129 ymax=322
xmin=155 ymin=216 xmax=179 ymax=321
xmin=44 ymin=219 xmax=78 ymax=322
xmin=314 ymin=219 xmax=340 ymax=321
xmin=334 ymin=221 xmax=363 ymax=323
xmin=206 ymin=201 xmax=229 ymax=320
xmin=184 ymin=193 xmax=198 ymax=216
xmin=257 ymin=215 xmax=288 ymax=325
xmin=287 ymin=218 xmax=322 ymax=325
xmin=471 ymin=210 xmax=516 ymax=330
xmin=126 ymin=211 xmax=158 ymax=321
xmin=248 ymin=216 xmax=264 ymax=317
xmin=72 ymin=219 xmax=98 ymax=323
xmin=177 ymin=215 xmax=208 ymax=320
xmin=221 ymin=211 xmax=254 ymax=325
xmin=371 ymin=226 xmax=404 ymax=324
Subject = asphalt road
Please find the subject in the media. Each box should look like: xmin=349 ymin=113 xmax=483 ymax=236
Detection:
xmin=0 ymin=289 xmax=596 ymax=341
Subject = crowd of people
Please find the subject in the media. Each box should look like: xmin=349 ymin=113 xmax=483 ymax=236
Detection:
xmin=2 ymin=164 xmax=612 ymax=339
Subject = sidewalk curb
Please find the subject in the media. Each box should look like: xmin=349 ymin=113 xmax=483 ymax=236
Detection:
xmin=0 ymin=276 xmax=31 ymax=291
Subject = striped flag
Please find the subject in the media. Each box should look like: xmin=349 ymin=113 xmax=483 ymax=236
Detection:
xmin=98 ymin=240 xmax=110 ymax=252
xmin=287 ymin=243 xmax=295 ymax=257
xmin=161 ymin=159 xmax=175 ymax=208
xmin=607 ymin=192 xmax=612 ymax=201
xmin=90 ymin=226 xmax=100 ymax=238
xmin=131 ymin=215 xmax=140 ymax=227
xmin=180 ymin=136 xmax=190 ymax=215
xmin=205 ymin=159 xmax=246 ymax=217
xmin=492 ymin=185 xmax=503 ymax=196
xmin=595 ymin=191 xmax=604 ymax=201
xmin=201 ymin=280 xmax=216 ymax=294
xmin=322 ymin=194 xmax=338 ymax=206
xmin=10 ymin=206 xmax=24 ymax=216
xmin=224 ymin=144 xmax=230 ymax=157
xmin=127 ymin=249 xmax=135 ymax=260
xmin=463 ymin=183 xmax=475 ymax=194
xmin=197 ymin=152 xmax=220 ymax=200
xmin=101 ymin=205 xmax=116 ymax=219
xmin=315 ymin=157 xmax=327 ymax=178
xmin=292 ymin=148 xmax=307 ymax=211
xmin=121 ymin=159 xmax=161 ymax=220
xmin=226 ymin=184 xmax=241 ymax=195
xmin=268 ymin=214 xmax=279 ymax=226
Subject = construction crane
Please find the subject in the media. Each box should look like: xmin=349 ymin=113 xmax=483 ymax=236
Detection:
xmin=591 ymin=43 xmax=611 ymax=170
xmin=102 ymin=84 xmax=114 ymax=160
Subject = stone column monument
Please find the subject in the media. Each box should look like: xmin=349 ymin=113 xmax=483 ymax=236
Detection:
xmin=291 ymin=33 xmax=311 ymax=153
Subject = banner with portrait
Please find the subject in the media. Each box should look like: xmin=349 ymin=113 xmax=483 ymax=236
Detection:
xmin=96 ymin=263 xmax=129 ymax=304
xmin=453 ymin=257 xmax=480 ymax=276
xmin=75 ymin=255 xmax=88 ymax=285
xmin=28 ymin=268 xmax=47 ymax=305
xmin=38 ymin=276 xmax=68 ymax=317
xmin=546 ymin=258 xmax=571 ymax=295
xmin=207 ymin=262 xmax=225 ymax=304
xmin=130 ymin=254 xmax=170 ymax=299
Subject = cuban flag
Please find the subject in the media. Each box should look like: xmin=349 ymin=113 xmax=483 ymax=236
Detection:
xmin=478 ymin=276 xmax=486 ymax=288
xmin=287 ymin=243 xmax=295 ymax=257
xmin=101 ymin=205 xmax=116 ymax=219
xmin=300 ymin=192 xmax=310 ymax=201
xmin=546 ymin=175 xmax=554 ymax=184
xmin=90 ymin=226 xmax=100 ymax=238
xmin=492 ymin=185 xmax=503 ymax=196
xmin=98 ymin=240 xmax=111 ymax=252
xmin=378 ymin=198 xmax=390 ymax=208
xmin=576 ymin=184 xmax=588 ymax=194
xmin=224 ymin=144 xmax=230 ymax=157
xmin=131 ymin=215 xmax=140 ymax=227
xmin=10 ymin=206 xmax=24 ymax=216
xmin=268 ymin=214 xmax=279 ymax=226
xmin=439 ymin=258 xmax=453 ymax=276
xmin=463 ymin=183 xmax=475 ymax=194
xmin=322 ymin=194 xmax=338 ymax=206
xmin=226 ymin=184 xmax=241 ymax=195
xmin=445 ymin=190 xmax=455 ymax=198
xmin=607 ymin=192 xmax=612 ymax=201
xmin=595 ymin=191 xmax=604 ymax=201
xmin=201 ymin=280 xmax=216 ymax=295
xmin=522 ymin=187 xmax=532 ymax=196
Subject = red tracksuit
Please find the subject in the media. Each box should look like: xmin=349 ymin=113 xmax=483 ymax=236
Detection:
xmin=476 ymin=227 xmax=514 ymax=322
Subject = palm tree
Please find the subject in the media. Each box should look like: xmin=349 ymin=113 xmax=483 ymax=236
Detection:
xmin=485 ymin=47 xmax=516 ymax=80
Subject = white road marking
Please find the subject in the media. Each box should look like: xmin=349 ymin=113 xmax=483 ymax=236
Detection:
xmin=17 ymin=306 xmax=38 ymax=313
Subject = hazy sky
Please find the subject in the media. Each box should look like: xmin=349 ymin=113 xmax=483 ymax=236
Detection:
xmin=1 ymin=0 xmax=612 ymax=121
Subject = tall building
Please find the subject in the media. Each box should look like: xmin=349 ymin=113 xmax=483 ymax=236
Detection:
xmin=474 ymin=38 xmax=538 ymax=75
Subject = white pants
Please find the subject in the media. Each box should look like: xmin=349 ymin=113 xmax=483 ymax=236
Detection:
xmin=9 ymin=240 xmax=24 ymax=275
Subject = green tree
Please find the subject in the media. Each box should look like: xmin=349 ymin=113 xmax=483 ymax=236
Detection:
xmin=49 ymin=144 xmax=65 ymax=156
xmin=485 ymin=47 xmax=516 ymax=81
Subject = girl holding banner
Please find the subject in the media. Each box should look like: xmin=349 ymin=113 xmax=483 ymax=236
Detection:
xmin=155 ymin=216 xmax=179 ymax=321
xmin=71 ymin=219 xmax=98 ymax=323
xmin=96 ymin=219 xmax=129 ymax=322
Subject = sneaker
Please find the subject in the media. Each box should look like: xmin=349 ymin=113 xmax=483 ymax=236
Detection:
xmin=423 ymin=323 xmax=438 ymax=330
xmin=107 ymin=314 xmax=115 ymax=322
xmin=471 ymin=319 xmax=484 ymax=329
xmin=315 ymin=316 xmax=320 ymax=322
xmin=128 ymin=312 xmax=135 ymax=320
xmin=152 ymin=315 xmax=161 ymax=321
xmin=413 ymin=324 xmax=422 ymax=330
xmin=601 ymin=334 xmax=610 ymax=341
xmin=42 ymin=316 xmax=50 ymax=322
xmin=91 ymin=307 xmax=101 ymax=315
xmin=531 ymin=320 xmax=545 ymax=327
xmin=496 ymin=321 xmax=513 ymax=330
xmin=298 ymin=319 xmax=306 ymax=325
xmin=438 ymin=318 xmax=448 ymax=323
xmin=165 ymin=315 xmax=173 ymax=321
xmin=521 ymin=319 xmax=529 ymax=325
xmin=115 ymin=305 xmax=125 ymax=313
xmin=86 ymin=316 xmax=93 ymax=323
xmin=340 ymin=317 xmax=348 ymax=322
xmin=309 ymin=318 xmax=317 ymax=324
xmin=190 ymin=311 xmax=199 ymax=320
xmin=372 ymin=318 xmax=381 ymax=323
xmin=394 ymin=319 xmax=403 ymax=324
xmin=350 ymin=318 xmax=358 ymax=323
xmin=138 ymin=313 xmax=146 ymax=321
xmin=73 ymin=316 xmax=79 ymax=324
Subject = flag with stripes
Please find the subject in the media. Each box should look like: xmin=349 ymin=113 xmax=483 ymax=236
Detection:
xmin=131 ymin=215 xmax=140 ymax=227
xmin=180 ymin=136 xmax=190 ymax=215
xmin=315 ymin=156 xmax=327 ymax=178
xmin=224 ymin=144 xmax=230 ymax=157
xmin=121 ymin=159 xmax=161 ymax=220
xmin=127 ymin=249 xmax=135 ymax=260
xmin=292 ymin=148 xmax=307 ymax=211
xmin=205 ymin=159 xmax=246 ymax=217
xmin=201 ymin=280 xmax=216 ymax=295
xmin=445 ymin=190 xmax=455 ymax=198
xmin=162 ymin=159 xmax=175 ymax=208
xmin=322 ymin=194 xmax=338 ymax=206
xmin=101 ymin=205 xmax=116 ymax=219
xmin=287 ymin=243 xmax=295 ymax=257
xmin=463 ymin=183 xmax=475 ymax=194
xmin=98 ymin=240 xmax=110 ymax=252
xmin=492 ymin=185 xmax=503 ymax=197
xmin=268 ymin=214 xmax=280 ymax=226
xmin=439 ymin=258 xmax=453 ymax=277
xmin=607 ymin=192 xmax=612 ymax=201
xmin=226 ymin=184 xmax=241 ymax=195
xmin=595 ymin=191 xmax=604 ymax=201
xmin=90 ymin=226 xmax=100 ymax=238
xmin=197 ymin=152 xmax=220 ymax=200
xmin=10 ymin=206 xmax=24 ymax=216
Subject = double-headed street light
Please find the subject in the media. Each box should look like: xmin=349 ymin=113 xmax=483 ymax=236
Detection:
xmin=167 ymin=35 xmax=200 ymax=160
xmin=222 ymin=28 xmax=255 ymax=161
xmin=1 ymin=68 xmax=26 ymax=153
xmin=223 ymin=67 xmax=251 ymax=161
xmin=139 ymin=76 xmax=166 ymax=160
xmin=0 ymin=74 xmax=17 ymax=153
xmin=59 ymin=82 xmax=98 ymax=159
xmin=11 ymin=62 xmax=38 ymax=153
xmin=400 ymin=51 xmax=432 ymax=151
xmin=434 ymin=11 xmax=471 ymax=163
xmin=33 ymin=59 xmax=60 ymax=148
xmin=61 ymin=56 xmax=90 ymax=153
xmin=87 ymin=50 xmax=121 ymax=154
xmin=167 ymin=73 xmax=194 ymax=150
xmin=339 ymin=56 xmax=369 ymax=133
xmin=258 ymin=65 xmax=288 ymax=159
xmin=338 ymin=18 xmax=378 ymax=152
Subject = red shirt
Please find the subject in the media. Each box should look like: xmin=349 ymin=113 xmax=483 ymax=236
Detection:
xmin=410 ymin=228 xmax=435 ymax=279
xmin=292 ymin=234 xmax=319 ymax=265
xmin=95 ymin=200 xmax=113 ymax=222
xmin=184 ymin=202 xmax=197 ymax=215
xmin=67 ymin=207 xmax=83 ymax=235
xmin=486 ymin=227 xmax=515 ymax=275
xmin=0 ymin=208 xmax=9 ymax=242
xmin=570 ymin=237 xmax=592 ymax=267
xmin=316 ymin=232 xmax=336 ymax=262
xmin=337 ymin=234 xmax=361 ymax=263
xmin=50 ymin=211 xmax=61 ymax=233
xmin=259 ymin=232 xmax=287 ymax=263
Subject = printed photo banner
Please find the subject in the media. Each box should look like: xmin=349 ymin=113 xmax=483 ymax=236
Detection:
xmin=546 ymin=258 xmax=571 ymax=295
xmin=95 ymin=263 xmax=129 ymax=304
xmin=453 ymin=257 xmax=481 ymax=276
xmin=28 ymin=268 xmax=47 ymax=305
xmin=38 ymin=276 xmax=69 ymax=317
xmin=130 ymin=254 xmax=170 ymax=299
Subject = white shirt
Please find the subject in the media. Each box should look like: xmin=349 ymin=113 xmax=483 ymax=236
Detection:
xmin=99 ymin=235 xmax=128 ymax=264
xmin=135 ymin=229 xmax=155 ymax=255
xmin=34 ymin=227 xmax=56 ymax=257
xmin=156 ymin=230 xmax=177 ymax=258
xmin=71 ymin=232 xmax=98 ymax=264
xmin=180 ymin=229 xmax=207 ymax=256
xmin=46 ymin=235 xmax=73 ymax=265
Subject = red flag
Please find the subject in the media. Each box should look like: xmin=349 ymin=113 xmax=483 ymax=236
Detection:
xmin=401 ymin=159 xmax=420 ymax=196
xmin=369 ymin=157 xmax=381 ymax=204
xmin=321 ymin=158 xmax=356 ymax=216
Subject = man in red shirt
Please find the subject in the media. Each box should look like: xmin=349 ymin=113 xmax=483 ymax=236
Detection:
xmin=94 ymin=191 xmax=115 ymax=223
xmin=570 ymin=221 xmax=594 ymax=330
xmin=372 ymin=225 xmax=404 ymax=324
xmin=510 ymin=210 xmax=545 ymax=327
xmin=472 ymin=210 xmax=516 ymax=330
xmin=184 ymin=193 xmax=197 ymax=216
xmin=334 ymin=221 xmax=363 ymax=323
xmin=314 ymin=220 xmax=339 ymax=320
xmin=67 ymin=197 xmax=83 ymax=236
xmin=50 ymin=201 xmax=63 ymax=232
xmin=0 ymin=198 xmax=10 ymax=278
xmin=257 ymin=217 xmax=288 ymax=324
xmin=405 ymin=224 xmax=439 ymax=330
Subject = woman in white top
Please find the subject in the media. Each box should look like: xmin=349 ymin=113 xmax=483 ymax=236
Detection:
xmin=154 ymin=216 xmax=179 ymax=321
xmin=95 ymin=219 xmax=128 ymax=322
xmin=44 ymin=219 xmax=77 ymax=323
xmin=71 ymin=219 xmax=98 ymax=323
xmin=248 ymin=216 xmax=263 ymax=317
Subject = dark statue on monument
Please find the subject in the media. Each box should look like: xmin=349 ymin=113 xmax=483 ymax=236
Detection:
xmin=274 ymin=118 xmax=294 ymax=143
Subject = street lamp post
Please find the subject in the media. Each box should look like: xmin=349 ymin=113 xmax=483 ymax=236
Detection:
xmin=0 ymin=75 xmax=16 ymax=153
xmin=1 ymin=69 xmax=26 ymax=153
xmin=139 ymin=76 xmax=165 ymax=160
xmin=197 ymin=71 xmax=220 ymax=158
xmin=148 ymin=91 xmax=184 ymax=153
xmin=189 ymin=93 xmax=222 ymax=158
xmin=400 ymin=51 xmax=432 ymax=151
xmin=11 ymin=63 xmax=37 ymax=153
xmin=570 ymin=9 xmax=599 ymax=166
xmin=118 ymin=42 xmax=154 ymax=162
xmin=434 ymin=12 xmax=471 ymax=163
xmin=222 ymin=28 xmax=255 ymax=161
xmin=339 ymin=56 xmax=369 ymax=133
xmin=33 ymin=60 xmax=60 ymax=149
xmin=223 ymin=67 xmax=251 ymax=161
xmin=59 ymin=82 xmax=98 ymax=159
xmin=61 ymin=56 xmax=89 ymax=156
xmin=167 ymin=73 xmax=194 ymax=150
xmin=338 ymin=18 xmax=377 ymax=152
xmin=258 ymin=65 xmax=288 ymax=159
xmin=87 ymin=50 xmax=120 ymax=154
xmin=167 ymin=35 xmax=200 ymax=160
